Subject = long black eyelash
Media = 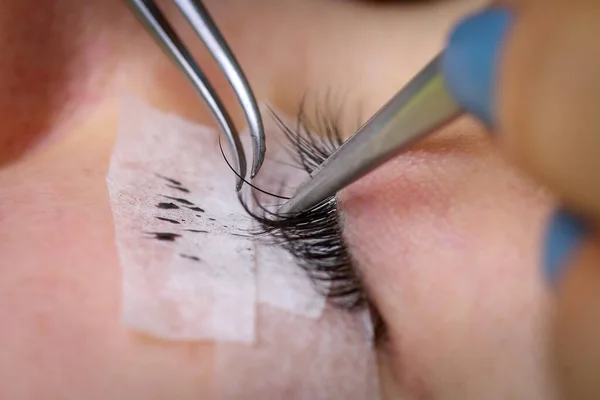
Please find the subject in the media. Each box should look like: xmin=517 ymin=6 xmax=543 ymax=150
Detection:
xmin=238 ymin=102 xmax=367 ymax=311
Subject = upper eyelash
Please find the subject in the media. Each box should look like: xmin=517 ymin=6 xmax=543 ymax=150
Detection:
xmin=238 ymin=102 xmax=368 ymax=311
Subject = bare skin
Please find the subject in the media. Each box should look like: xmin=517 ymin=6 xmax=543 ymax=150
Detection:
xmin=0 ymin=0 xmax=558 ymax=398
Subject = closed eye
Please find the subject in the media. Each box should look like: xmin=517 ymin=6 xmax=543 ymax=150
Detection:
xmin=238 ymin=101 xmax=387 ymax=339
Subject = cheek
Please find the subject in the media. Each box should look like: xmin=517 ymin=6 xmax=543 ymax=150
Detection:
xmin=0 ymin=112 xmax=220 ymax=399
xmin=339 ymin=118 xmax=557 ymax=398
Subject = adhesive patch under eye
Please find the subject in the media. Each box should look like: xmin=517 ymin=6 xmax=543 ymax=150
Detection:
xmin=216 ymin=305 xmax=380 ymax=399
xmin=107 ymin=95 xmax=327 ymax=342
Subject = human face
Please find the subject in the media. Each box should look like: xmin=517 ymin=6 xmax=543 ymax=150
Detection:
xmin=0 ymin=0 xmax=557 ymax=398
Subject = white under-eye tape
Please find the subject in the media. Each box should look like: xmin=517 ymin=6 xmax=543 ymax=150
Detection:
xmin=107 ymin=95 xmax=327 ymax=342
xmin=108 ymin=95 xmax=256 ymax=342
xmin=216 ymin=305 xmax=380 ymax=400
xmin=108 ymin=95 xmax=380 ymax=398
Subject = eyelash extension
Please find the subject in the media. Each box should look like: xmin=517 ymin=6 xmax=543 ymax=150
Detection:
xmin=237 ymin=102 xmax=368 ymax=311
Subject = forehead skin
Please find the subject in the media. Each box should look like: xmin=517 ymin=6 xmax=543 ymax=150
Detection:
xmin=0 ymin=0 xmax=557 ymax=399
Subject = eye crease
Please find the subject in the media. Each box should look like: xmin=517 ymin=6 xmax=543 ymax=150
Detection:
xmin=238 ymin=103 xmax=387 ymax=338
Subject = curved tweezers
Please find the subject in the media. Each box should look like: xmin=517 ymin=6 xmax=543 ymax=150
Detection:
xmin=125 ymin=0 xmax=266 ymax=190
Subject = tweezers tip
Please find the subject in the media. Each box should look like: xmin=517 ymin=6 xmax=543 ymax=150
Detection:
xmin=276 ymin=198 xmax=296 ymax=216
xmin=250 ymin=158 xmax=264 ymax=179
xmin=250 ymin=144 xmax=266 ymax=179
xmin=234 ymin=154 xmax=247 ymax=192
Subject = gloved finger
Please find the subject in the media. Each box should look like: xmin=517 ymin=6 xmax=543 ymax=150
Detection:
xmin=551 ymin=223 xmax=600 ymax=399
xmin=442 ymin=1 xmax=600 ymax=224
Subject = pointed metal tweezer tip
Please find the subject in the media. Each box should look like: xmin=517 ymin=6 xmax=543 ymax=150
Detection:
xmin=173 ymin=0 xmax=266 ymax=179
xmin=279 ymin=52 xmax=463 ymax=215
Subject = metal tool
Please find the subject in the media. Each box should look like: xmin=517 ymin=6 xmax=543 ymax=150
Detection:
xmin=125 ymin=0 xmax=266 ymax=190
xmin=279 ymin=51 xmax=462 ymax=214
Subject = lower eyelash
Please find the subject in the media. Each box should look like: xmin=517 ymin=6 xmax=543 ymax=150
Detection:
xmin=238 ymin=103 xmax=367 ymax=311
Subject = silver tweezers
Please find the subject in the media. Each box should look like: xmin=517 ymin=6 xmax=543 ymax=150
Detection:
xmin=125 ymin=0 xmax=265 ymax=190
xmin=279 ymin=52 xmax=463 ymax=214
